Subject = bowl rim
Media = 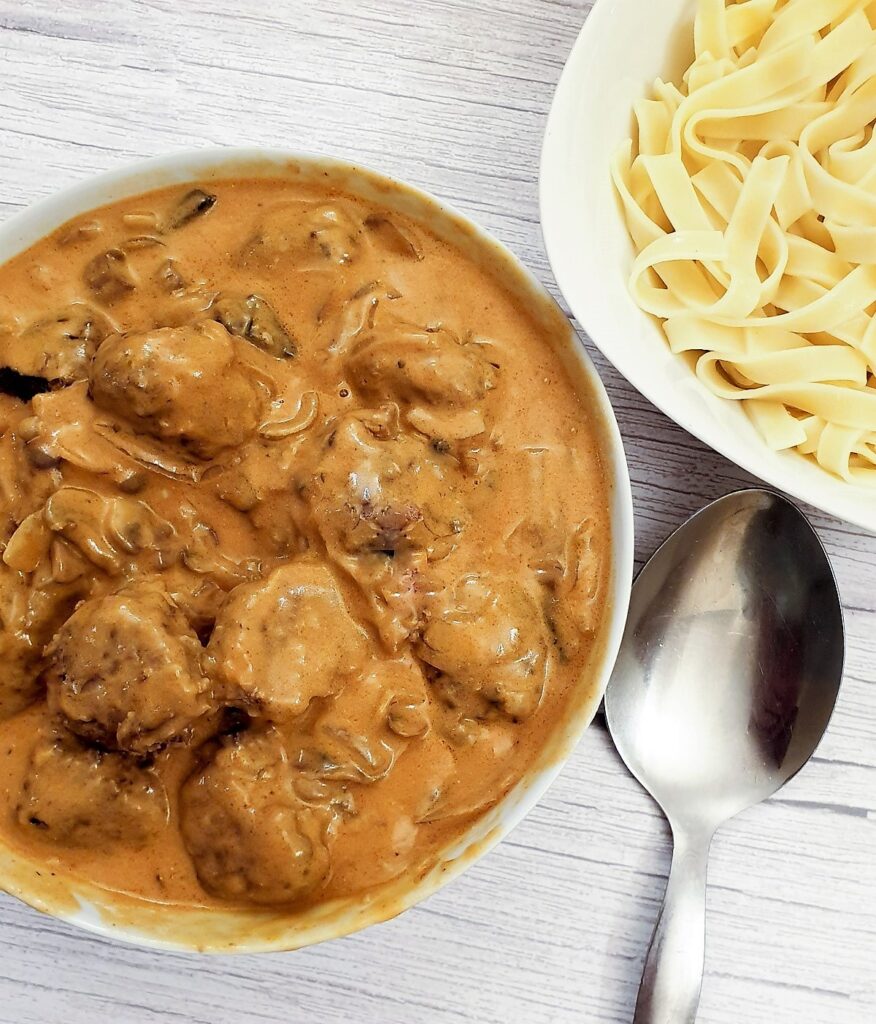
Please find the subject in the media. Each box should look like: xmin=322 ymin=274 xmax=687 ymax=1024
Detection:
xmin=540 ymin=0 xmax=876 ymax=533
xmin=0 ymin=145 xmax=634 ymax=953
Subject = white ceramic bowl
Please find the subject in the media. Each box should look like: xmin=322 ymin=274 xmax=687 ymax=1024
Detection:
xmin=0 ymin=147 xmax=634 ymax=952
xmin=541 ymin=0 xmax=876 ymax=533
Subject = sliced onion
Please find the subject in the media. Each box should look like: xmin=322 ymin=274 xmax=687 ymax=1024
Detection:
xmin=259 ymin=390 xmax=319 ymax=439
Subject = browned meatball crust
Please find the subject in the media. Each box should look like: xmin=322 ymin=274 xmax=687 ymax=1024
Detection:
xmin=347 ymin=322 xmax=495 ymax=409
xmin=180 ymin=727 xmax=330 ymax=905
xmin=16 ymin=728 xmax=169 ymax=848
xmin=89 ymin=320 xmax=267 ymax=458
xmin=297 ymin=406 xmax=466 ymax=560
xmin=45 ymin=586 xmax=212 ymax=754
xmin=416 ymin=572 xmax=549 ymax=721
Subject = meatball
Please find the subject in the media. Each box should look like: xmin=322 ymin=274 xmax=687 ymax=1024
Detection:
xmin=347 ymin=323 xmax=496 ymax=408
xmin=206 ymin=562 xmax=371 ymax=720
xmin=416 ymin=573 xmax=549 ymax=721
xmin=180 ymin=727 xmax=330 ymax=905
xmin=89 ymin=321 xmax=267 ymax=458
xmin=16 ymin=728 xmax=169 ymax=848
xmin=242 ymin=201 xmax=361 ymax=269
xmin=297 ymin=406 xmax=466 ymax=560
xmin=45 ymin=586 xmax=211 ymax=754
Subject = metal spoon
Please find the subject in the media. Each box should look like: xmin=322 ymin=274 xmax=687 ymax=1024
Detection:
xmin=604 ymin=489 xmax=844 ymax=1024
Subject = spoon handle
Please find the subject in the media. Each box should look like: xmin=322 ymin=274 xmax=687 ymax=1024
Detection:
xmin=633 ymin=825 xmax=713 ymax=1024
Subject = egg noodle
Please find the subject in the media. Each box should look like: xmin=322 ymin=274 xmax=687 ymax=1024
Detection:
xmin=612 ymin=0 xmax=876 ymax=483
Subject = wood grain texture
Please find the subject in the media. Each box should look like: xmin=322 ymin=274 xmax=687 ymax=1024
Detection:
xmin=0 ymin=1 xmax=872 ymax=1021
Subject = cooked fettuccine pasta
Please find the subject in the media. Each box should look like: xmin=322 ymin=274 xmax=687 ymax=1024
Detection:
xmin=612 ymin=0 xmax=876 ymax=483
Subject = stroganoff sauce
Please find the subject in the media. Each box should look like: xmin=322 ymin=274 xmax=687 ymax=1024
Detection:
xmin=0 ymin=173 xmax=610 ymax=911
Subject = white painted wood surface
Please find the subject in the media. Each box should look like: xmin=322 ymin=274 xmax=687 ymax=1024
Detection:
xmin=0 ymin=1 xmax=872 ymax=1021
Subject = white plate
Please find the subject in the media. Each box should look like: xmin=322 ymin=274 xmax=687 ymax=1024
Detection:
xmin=0 ymin=147 xmax=634 ymax=952
xmin=540 ymin=0 xmax=876 ymax=533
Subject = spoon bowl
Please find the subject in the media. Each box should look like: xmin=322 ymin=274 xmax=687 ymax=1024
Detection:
xmin=605 ymin=489 xmax=844 ymax=1023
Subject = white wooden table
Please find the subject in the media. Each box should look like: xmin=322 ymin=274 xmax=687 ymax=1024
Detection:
xmin=0 ymin=2 xmax=872 ymax=1021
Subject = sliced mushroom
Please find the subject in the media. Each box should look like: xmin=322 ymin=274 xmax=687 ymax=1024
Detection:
xmin=120 ymin=234 xmax=165 ymax=252
xmin=49 ymin=538 xmax=88 ymax=584
xmin=321 ymin=281 xmax=395 ymax=355
xmin=155 ymin=258 xmax=186 ymax=293
xmin=84 ymin=248 xmax=137 ymax=303
xmin=211 ymin=293 xmax=296 ymax=359
xmin=259 ymin=390 xmax=318 ymax=439
xmin=107 ymin=496 xmax=179 ymax=566
xmin=364 ymin=214 xmax=422 ymax=261
xmin=3 ymin=510 xmax=52 ymax=573
xmin=386 ymin=695 xmax=430 ymax=738
xmin=165 ymin=188 xmax=217 ymax=231
xmin=178 ymin=504 xmax=260 ymax=588
xmin=44 ymin=487 xmax=125 ymax=574
xmin=0 ymin=414 xmax=61 ymax=541
xmin=92 ymin=423 xmax=204 ymax=482
xmin=0 ymin=302 xmax=112 ymax=386
xmin=289 ymin=661 xmax=430 ymax=785
xmin=36 ymin=486 xmax=179 ymax=576
xmin=542 ymin=519 xmax=603 ymax=655
xmin=416 ymin=726 xmax=518 ymax=823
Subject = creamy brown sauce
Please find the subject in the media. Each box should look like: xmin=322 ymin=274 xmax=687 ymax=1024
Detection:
xmin=0 ymin=174 xmax=610 ymax=912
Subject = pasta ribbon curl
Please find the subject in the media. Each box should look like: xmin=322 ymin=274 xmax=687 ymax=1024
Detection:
xmin=612 ymin=0 xmax=876 ymax=482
